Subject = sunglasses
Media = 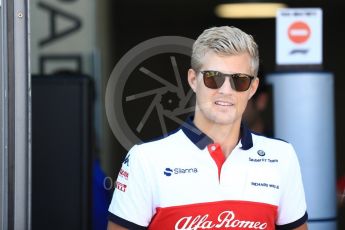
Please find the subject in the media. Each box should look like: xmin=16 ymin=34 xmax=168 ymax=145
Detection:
xmin=200 ymin=70 xmax=255 ymax=92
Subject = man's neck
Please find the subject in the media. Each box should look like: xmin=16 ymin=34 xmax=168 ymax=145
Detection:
xmin=193 ymin=116 xmax=241 ymax=158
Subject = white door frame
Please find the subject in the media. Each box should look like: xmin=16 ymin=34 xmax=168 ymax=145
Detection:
xmin=0 ymin=0 xmax=30 ymax=229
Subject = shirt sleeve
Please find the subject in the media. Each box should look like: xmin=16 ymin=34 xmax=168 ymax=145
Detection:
xmin=276 ymin=143 xmax=308 ymax=228
xmin=108 ymin=145 xmax=154 ymax=228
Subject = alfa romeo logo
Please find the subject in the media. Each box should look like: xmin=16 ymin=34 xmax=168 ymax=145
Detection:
xmin=105 ymin=36 xmax=195 ymax=150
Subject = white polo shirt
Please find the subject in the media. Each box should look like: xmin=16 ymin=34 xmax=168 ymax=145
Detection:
xmin=108 ymin=119 xmax=308 ymax=229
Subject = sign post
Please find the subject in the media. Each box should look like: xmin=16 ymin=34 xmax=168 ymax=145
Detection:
xmin=276 ymin=8 xmax=322 ymax=66
xmin=272 ymin=7 xmax=337 ymax=230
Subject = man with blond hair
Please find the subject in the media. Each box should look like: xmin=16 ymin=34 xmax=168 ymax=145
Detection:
xmin=107 ymin=26 xmax=308 ymax=230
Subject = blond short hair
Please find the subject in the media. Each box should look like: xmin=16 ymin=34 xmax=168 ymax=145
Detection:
xmin=191 ymin=26 xmax=259 ymax=77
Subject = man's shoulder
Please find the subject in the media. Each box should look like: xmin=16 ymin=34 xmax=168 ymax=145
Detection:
xmin=126 ymin=129 xmax=191 ymax=167
xmin=252 ymin=132 xmax=290 ymax=146
xmin=251 ymin=133 xmax=296 ymax=157
xmin=135 ymin=129 xmax=186 ymax=152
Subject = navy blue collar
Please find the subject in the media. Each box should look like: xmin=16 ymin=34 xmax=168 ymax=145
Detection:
xmin=181 ymin=117 xmax=253 ymax=150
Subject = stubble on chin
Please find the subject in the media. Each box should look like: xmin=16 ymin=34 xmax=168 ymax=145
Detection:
xmin=196 ymin=104 xmax=237 ymax=127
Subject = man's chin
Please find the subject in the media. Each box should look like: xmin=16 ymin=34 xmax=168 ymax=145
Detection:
xmin=208 ymin=116 xmax=237 ymax=126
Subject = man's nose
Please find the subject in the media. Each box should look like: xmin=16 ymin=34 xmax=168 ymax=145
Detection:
xmin=218 ymin=77 xmax=235 ymax=94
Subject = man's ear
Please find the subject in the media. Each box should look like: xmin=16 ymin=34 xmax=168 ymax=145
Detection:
xmin=248 ymin=77 xmax=259 ymax=100
xmin=188 ymin=69 xmax=197 ymax=93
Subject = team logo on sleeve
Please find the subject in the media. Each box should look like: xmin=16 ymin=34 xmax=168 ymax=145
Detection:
xmin=123 ymin=154 xmax=130 ymax=166
xmin=119 ymin=168 xmax=129 ymax=180
xmin=116 ymin=181 xmax=127 ymax=192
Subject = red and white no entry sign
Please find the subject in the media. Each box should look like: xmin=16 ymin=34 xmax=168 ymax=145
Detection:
xmin=288 ymin=21 xmax=311 ymax=44
xmin=277 ymin=8 xmax=322 ymax=65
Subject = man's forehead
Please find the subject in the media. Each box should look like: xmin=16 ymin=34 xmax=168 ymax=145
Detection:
xmin=200 ymin=52 xmax=252 ymax=72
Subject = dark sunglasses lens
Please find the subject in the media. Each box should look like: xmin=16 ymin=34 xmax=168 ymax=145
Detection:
xmin=232 ymin=74 xmax=251 ymax=91
xmin=203 ymin=71 xmax=225 ymax=89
